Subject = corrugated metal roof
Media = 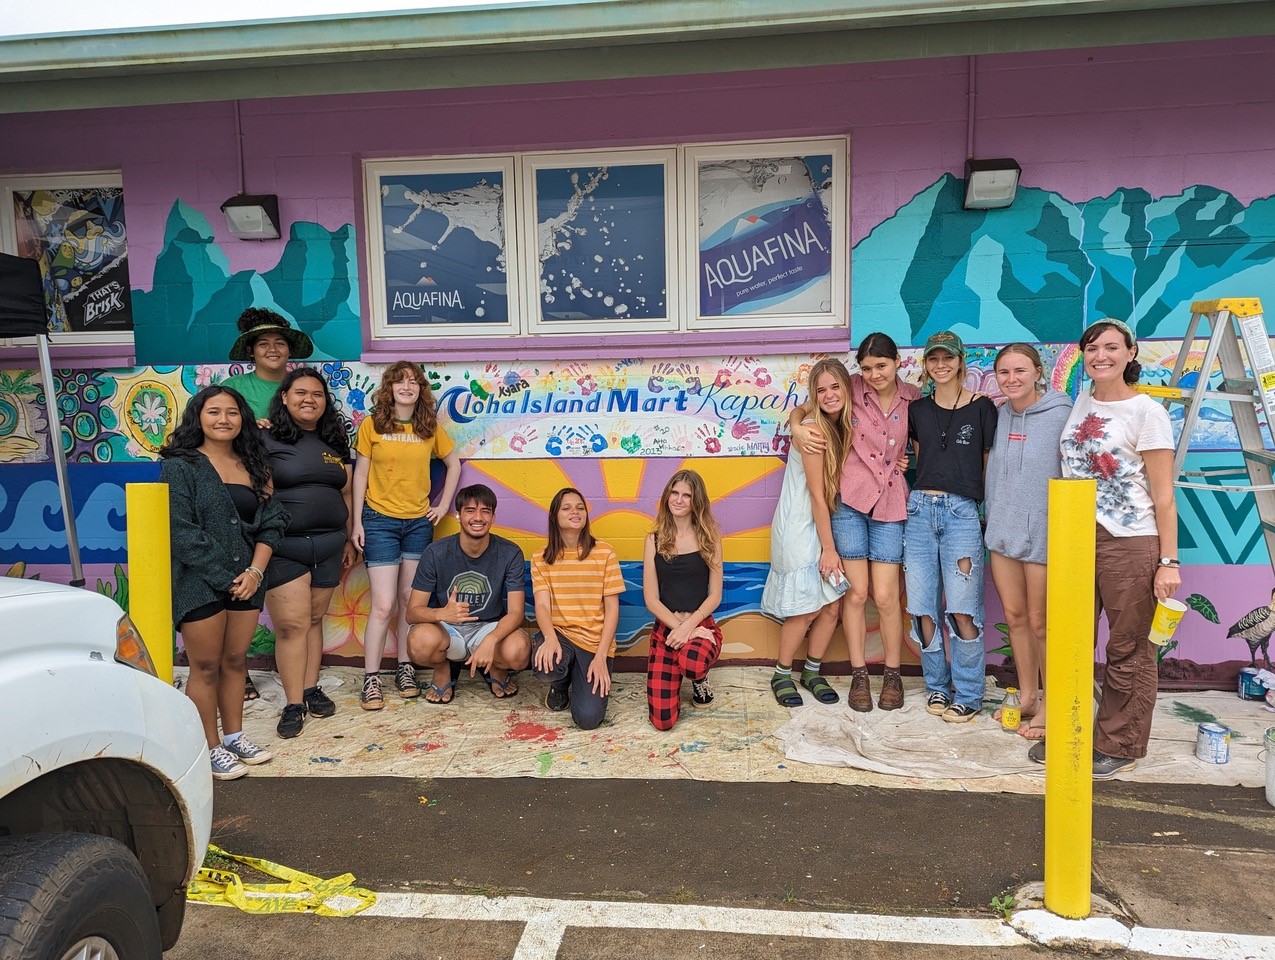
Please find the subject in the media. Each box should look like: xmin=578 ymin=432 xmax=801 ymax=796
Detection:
xmin=1 ymin=0 xmax=1272 ymax=113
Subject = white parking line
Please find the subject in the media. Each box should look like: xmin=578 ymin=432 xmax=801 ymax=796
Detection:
xmin=359 ymin=891 xmax=1275 ymax=960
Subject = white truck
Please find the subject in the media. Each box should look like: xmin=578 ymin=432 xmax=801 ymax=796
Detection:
xmin=0 ymin=577 xmax=213 ymax=960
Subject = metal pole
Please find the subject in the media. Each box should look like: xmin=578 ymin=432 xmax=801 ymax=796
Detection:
xmin=1043 ymin=477 xmax=1097 ymax=918
xmin=125 ymin=483 xmax=173 ymax=684
xmin=35 ymin=334 xmax=84 ymax=587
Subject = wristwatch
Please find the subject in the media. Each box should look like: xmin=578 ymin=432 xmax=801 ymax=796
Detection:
xmin=1158 ymin=557 xmax=1180 ymax=567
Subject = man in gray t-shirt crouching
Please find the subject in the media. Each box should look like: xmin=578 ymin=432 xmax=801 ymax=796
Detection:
xmin=406 ymin=484 xmax=531 ymax=703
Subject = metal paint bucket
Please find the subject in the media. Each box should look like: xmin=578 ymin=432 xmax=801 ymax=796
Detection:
xmin=1195 ymin=722 xmax=1231 ymax=764
xmin=1238 ymin=667 xmax=1266 ymax=701
xmin=1264 ymin=727 xmax=1275 ymax=809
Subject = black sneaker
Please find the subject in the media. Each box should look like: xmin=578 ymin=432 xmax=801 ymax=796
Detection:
xmin=304 ymin=686 xmax=336 ymax=719
xmin=691 ymin=678 xmax=715 ymax=708
xmin=277 ymin=702 xmax=305 ymax=739
xmin=545 ymin=680 xmax=569 ymax=712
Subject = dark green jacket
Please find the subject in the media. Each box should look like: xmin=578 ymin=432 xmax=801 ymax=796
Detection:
xmin=159 ymin=454 xmax=290 ymax=624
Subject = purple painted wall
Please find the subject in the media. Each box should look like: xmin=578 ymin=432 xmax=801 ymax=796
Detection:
xmin=4 ymin=36 xmax=1272 ymax=305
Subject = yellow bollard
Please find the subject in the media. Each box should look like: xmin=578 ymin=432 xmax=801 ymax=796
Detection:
xmin=1043 ymin=477 xmax=1097 ymax=918
xmin=126 ymin=483 xmax=173 ymax=684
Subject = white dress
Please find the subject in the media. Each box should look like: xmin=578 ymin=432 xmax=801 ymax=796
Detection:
xmin=761 ymin=434 xmax=848 ymax=618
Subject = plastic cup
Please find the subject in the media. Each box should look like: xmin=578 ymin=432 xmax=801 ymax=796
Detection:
xmin=1148 ymin=597 xmax=1188 ymax=646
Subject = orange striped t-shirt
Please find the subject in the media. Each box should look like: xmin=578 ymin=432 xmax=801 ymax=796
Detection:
xmin=530 ymin=541 xmax=626 ymax=656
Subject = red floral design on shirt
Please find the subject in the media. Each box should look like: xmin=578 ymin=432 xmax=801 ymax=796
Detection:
xmin=1071 ymin=413 xmax=1106 ymax=443
xmin=1088 ymin=451 xmax=1120 ymax=479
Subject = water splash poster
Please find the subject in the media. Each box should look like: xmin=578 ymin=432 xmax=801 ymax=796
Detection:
xmin=697 ymin=155 xmax=834 ymax=317
xmin=533 ymin=162 xmax=668 ymax=323
xmin=377 ymin=166 xmax=509 ymax=326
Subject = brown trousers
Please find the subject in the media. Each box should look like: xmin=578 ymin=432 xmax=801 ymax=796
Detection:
xmin=1093 ymin=525 xmax=1159 ymax=760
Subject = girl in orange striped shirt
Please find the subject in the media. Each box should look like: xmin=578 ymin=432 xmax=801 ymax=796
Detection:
xmin=531 ymin=488 xmax=626 ymax=729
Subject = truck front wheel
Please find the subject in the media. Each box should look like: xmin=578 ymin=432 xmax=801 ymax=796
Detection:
xmin=0 ymin=832 xmax=162 ymax=960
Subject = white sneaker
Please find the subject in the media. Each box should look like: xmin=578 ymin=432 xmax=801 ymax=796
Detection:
xmin=209 ymin=745 xmax=248 ymax=781
xmin=224 ymin=733 xmax=272 ymax=766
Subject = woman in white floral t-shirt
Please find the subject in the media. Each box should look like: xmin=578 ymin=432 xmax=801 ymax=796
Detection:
xmin=1031 ymin=319 xmax=1180 ymax=779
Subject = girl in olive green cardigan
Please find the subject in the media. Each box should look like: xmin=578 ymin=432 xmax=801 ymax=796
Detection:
xmin=159 ymin=386 xmax=289 ymax=780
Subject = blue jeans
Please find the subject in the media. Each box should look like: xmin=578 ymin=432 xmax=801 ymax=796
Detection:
xmin=361 ymin=505 xmax=433 ymax=567
xmin=904 ymin=491 xmax=986 ymax=709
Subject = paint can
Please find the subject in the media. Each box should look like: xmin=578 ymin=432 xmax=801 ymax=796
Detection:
xmin=1195 ymin=722 xmax=1231 ymax=764
xmin=1264 ymin=727 xmax=1275 ymax=809
xmin=1238 ymin=667 xmax=1266 ymax=701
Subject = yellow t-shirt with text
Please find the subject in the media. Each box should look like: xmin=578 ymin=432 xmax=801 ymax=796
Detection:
xmin=530 ymin=541 xmax=625 ymax=656
xmin=355 ymin=417 xmax=454 ymax=519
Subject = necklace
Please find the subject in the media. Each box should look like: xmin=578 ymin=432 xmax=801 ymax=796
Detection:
xmin=933 ymin=389 xmax=964 ymax=451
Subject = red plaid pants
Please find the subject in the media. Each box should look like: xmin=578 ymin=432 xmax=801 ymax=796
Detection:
xmin=646 ymin=616 xmax=722 ymax=731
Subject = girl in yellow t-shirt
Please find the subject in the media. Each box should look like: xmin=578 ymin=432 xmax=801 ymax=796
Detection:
xmin=351 ymin=361 xmax=461 ymax=709
xmin=531 ymin=488 xmax=626 ymax=730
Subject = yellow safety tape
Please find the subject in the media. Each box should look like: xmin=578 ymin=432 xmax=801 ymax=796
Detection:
xmin=188 ymin=844 xmax=376 ymax=917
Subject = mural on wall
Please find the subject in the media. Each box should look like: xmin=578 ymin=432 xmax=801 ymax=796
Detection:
xmin=133 ymin=202 xmax=361 ymax=364
xmin=854 ymin=175 xmax=1275 ymax=345
xmin=5 ymin=177 xmax=1275 ymax=676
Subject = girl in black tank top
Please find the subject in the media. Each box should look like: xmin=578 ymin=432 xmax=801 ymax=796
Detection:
xmin=642 ymin=470 xmax=725 ymax=732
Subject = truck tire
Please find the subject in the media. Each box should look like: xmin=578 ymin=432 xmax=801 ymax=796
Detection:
xmin=0 ymin=833 xmax=161 ymax=960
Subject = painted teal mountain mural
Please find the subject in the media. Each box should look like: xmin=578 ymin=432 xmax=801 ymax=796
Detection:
xmin=853 ymin=174 xmax=1275 ymax=345
xmin=134 ymin=201 xmax=361 ymax=364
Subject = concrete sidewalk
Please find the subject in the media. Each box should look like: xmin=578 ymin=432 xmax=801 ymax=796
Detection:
xmin=233 ymin=665 xmax=1272 ymax=793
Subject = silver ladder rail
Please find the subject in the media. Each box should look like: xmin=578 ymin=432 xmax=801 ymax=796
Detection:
xmin=1142 ymin=298 xmax=1275 ymax=567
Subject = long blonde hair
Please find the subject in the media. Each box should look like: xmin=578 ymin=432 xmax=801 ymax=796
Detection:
xmin=807 ymin=358 xmax=855 ymax=515
xmin=651 ymin=469 xmax=722 ymax=566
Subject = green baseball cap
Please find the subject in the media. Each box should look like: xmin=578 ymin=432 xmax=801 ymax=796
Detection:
xmin=922 ymin=330 xmax=965 ymax=358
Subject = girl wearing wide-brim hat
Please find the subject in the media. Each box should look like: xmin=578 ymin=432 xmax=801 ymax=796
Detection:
xmin=223 ymin=308 xmax=315 ymax=423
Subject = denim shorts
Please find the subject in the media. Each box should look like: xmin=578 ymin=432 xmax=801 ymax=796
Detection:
xmin=830 ymin=499 xmax=905 ymax=564
xmin=361 ymin=504 xmax=433 ymax=567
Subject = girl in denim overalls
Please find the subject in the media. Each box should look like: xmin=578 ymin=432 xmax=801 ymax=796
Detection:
xmin=904 ymin=332 xmax=998 ymax=722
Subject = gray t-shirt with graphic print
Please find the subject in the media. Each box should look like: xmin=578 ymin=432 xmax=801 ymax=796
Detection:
xmin=412 ymin=533 xmax=525 ymax=622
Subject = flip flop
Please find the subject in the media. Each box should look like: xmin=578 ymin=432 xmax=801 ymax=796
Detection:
xmin=244 ymin=676 xmax=260 ymax=702
xmin=424 ymin=681 xmax=456 ymax=704
xmin=482 ymin=671 xmax=519 ymax=699
xmin=800 ymin=672 xmax=840 ymax=704
xmin=1018 ymin=718 xmax=1046 ymax=740
xmin=770 ymin=673 xmax=803 ymax=707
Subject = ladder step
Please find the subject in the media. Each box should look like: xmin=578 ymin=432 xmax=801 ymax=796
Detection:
xmin=1242 ymin=449 xmax=1275 ymax=469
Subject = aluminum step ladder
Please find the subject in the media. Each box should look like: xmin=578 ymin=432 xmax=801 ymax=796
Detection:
xmin=1138 ymin=298 xmax=1275 ymax=567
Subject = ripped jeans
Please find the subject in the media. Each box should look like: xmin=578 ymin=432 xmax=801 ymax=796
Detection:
xmin=904 ymin=491 xmax=987 ymax=710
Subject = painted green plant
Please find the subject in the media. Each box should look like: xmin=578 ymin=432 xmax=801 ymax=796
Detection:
xmin=1157 ymin=592 xmax=1218 ymax=663
xmin=95 ymin=563 xmax=129 ymax=611
xmin=990 ymin=622 xmax=1012 ymax=659
xmin=248 ymin=624 xmax=277 ymax=657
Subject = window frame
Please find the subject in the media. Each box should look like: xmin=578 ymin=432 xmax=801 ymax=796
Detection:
xmin=519 ymin=147 xmax=679 ymax=337
xmin=0 ymin=171 xmax=134 ymax=349
xmin=682 ymin=138 xmax=849 ymax=333
xmin=363 ymin=154 xmax=522 ymax=341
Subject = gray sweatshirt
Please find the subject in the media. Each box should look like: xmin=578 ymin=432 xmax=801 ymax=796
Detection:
xmin=983 ymin=389 xmax=1073 ymax=565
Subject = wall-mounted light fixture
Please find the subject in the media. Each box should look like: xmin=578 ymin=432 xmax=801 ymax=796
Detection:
xmin=221 ymin=100 xmax=284 ymax=240
xmin=963 ymin=157 xmax=1021 ymax=210
xmin=220 ymin=194 xmax=281 ymax=240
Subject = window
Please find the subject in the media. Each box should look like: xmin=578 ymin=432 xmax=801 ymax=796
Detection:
xmin=363 ymin=137 xmax=847 ymax=353
xmin=0 ymin=172 xmax=134 ymax=347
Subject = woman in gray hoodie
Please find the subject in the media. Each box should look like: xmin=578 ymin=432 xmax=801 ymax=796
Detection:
xmin=984 ymin=343 xmax=1072 ymax=739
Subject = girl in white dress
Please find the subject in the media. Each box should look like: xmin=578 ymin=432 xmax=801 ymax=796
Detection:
xmin=762 ymin=359 xmax=854 ymax=706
